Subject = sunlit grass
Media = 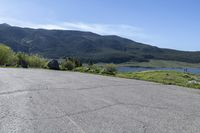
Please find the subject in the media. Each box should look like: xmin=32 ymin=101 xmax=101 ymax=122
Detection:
xmin=117 ymin=70 xmax=200 ymax=89
xmin=118 ymin=60 xmax=200 ymax=68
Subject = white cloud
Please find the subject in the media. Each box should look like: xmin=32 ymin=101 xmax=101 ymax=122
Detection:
xmin=0 ymin=17 xmax=153 ymax=44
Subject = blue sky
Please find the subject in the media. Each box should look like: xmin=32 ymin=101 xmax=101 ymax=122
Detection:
xmin=0 ymin=0 xmax=199 ymax=51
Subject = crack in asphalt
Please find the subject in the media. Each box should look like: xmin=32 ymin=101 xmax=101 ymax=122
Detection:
xmin=68 ymin=103 xmax=119 ymax=116
xmin=2 ymin=69 xmax=200 ymax=133
xmin=0 ymin=88 xmax=49 ymax=96
xmin=0 ymin=87 xmax=160 ymax=133
xmin=39 ymin=90 xmax=87 ymax=133
xmin=10 ymin=103 xmax=119 ymax=121
xmin=68 ymin=103 xmax=149 ymax=133
xmin=0 ymin=85 xmax=173 ymax=133
xmin=121 ymin=102 xmax=168 ymax=110
xmin=78 ymin=89 xmax=168 ymax=111
xmin=0 ymin=84 xmax=131 ymax=96
xmin=0 ymin=87 xmax=72 ymax=96
xmin=77 ymin=83 xmax=153 ymax=91
xmin=10 ymin=103 xmax=148 ymax=133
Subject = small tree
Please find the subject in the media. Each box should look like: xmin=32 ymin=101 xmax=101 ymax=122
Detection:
xmin=0 ymin=44 xmax=14 ymax=65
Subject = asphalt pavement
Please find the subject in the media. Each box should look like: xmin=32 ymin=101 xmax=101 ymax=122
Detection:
xmin=0 ymin=68 xmax=200 ymax=133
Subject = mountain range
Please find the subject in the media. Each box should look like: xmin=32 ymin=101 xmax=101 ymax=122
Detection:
xmin=0 ymin=23 xmax=200 ymax=63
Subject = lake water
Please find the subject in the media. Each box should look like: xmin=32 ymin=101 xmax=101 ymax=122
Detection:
xmin=117 ymin=66 xmax=200 ymax=75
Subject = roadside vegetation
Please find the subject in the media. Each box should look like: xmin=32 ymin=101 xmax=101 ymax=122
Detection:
xmin=118 ymin=60 xmax=200 ymax=68
xmin=60 ymin=57 xmax=82 ymax=70
xmin=0 ymin=44 xmax=47 ymax=68
xmin=0 ymin=44 xmax=117 ymax=75
xmin=117 ymin=71 xmax=200 ymax=89
xmin=74 ymin=64 xmax=117 ymax=75
xmin=1 ymin=44 xmax=200 ymax=89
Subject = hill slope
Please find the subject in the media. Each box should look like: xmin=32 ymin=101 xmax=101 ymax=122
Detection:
xmin=0 ymin=23 xmax=200 ymax=63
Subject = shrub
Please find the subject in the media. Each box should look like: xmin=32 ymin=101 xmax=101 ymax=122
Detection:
xmin=0 ymin=44 xmax=14 ymax=66
xmin=74 ymin=64 xmax=116 ymax=75
xmin=0 ymin=44 xmax=47 ymax=68
xmin=61 ymin=60 xmax=75 ymax=70
xmin=61 ymin=57 xmax=82 ymax=70
xmin=27 ymin=54 xmax=47 ymax=68
xmin=102 ymin=64 xmax=117 ymax=75
xmin=6 ymin=53 xmax=18 ymax=66
xmin=88 ymin=65 xmax=102 ymax=73
xmin=16 ymin=52 xmax=47 ymax=68
xmin=16 ymin=52 xmax=29 ymax=68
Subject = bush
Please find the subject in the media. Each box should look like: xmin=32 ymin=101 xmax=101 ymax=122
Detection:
xmin=61 ymin=60 xmax=75 ymax=70
xmin=16 ymin=52 xmax=29 ymax=68
xmin=6 ymin=53 xmax=18 ymax=66
xmin=88 ymin=65 xmax=102 ymax=73
xmin=0 ymin=45 xmax=47 ymax=68
xmin=74 ymin=64 xmax=117 ymax=75
xmin=61 ymin=57 xmax=82 ymax=70
xmin=102 ymin=64 xmax=117 ymax=75
xmin=0 ymin=44 xmax=15 ymax=66
xmin=27 ymin=54 xmax=47 ymax=68
xmin=74 ymin=65 xmax=102 ymax=74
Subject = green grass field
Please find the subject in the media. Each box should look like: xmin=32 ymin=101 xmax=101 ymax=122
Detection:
xmin=116 ymin=71 xmax=200 ymax=89
xmin=75 ymin=64 xmax=200 ymax=89
xmin=118 ymin=60 xmax=200 ymax=68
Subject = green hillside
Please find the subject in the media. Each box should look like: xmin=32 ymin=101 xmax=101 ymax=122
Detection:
xmin=1 ymin=23 xmax=200 ymax=63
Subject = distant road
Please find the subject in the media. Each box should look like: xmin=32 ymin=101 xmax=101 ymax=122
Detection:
xmin=0 ymin=68 xmax=200 ymax=133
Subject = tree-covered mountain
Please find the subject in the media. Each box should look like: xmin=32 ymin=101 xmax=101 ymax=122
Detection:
xmin=0 ymin=23 xmax=200 ymax=63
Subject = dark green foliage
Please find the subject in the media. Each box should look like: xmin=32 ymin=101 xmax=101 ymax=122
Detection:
xmin=1 ymin=24 xmax=200 ymax=63
xmin=16 ymin=53 xmax=28 ymax=68
xmin=61 ymin=60 xmax=74 ymax=70
xmin=75 ymin=59 xmax=82 ymax=67
xmin=60 ymin=57 xmax=81 ymax=70
xmin=68 ymin=57 xmax=82 ymax=67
